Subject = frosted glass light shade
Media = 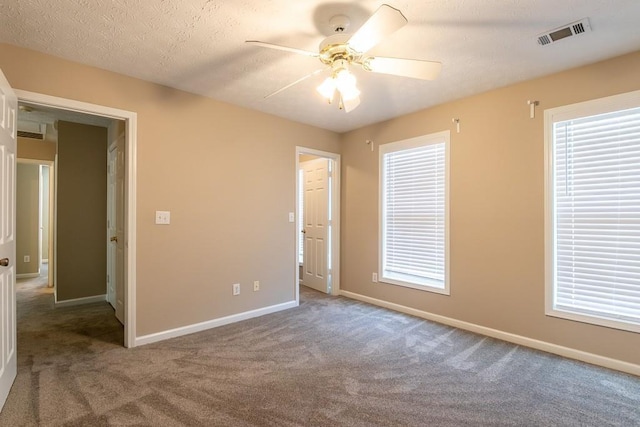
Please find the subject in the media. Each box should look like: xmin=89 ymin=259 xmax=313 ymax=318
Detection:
xmin=316 ymin=77 xmax=336 ymax=100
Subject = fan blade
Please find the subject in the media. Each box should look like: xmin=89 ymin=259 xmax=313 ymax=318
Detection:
xmin=362 ymin=57 xmax=442 ymax=80
xmin=347 ymin=4 xmax=407 ymax=54
xmin=340 ymin=95 xmax=361 ymax=113
xmin=264 ymin=69 xmax=326 ymax=99
xmin=245 ymin=40 xmax=319 ymax=57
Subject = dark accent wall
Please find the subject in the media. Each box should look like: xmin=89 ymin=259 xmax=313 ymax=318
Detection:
xmin=57 ymin=121 xmax=107 ymax=301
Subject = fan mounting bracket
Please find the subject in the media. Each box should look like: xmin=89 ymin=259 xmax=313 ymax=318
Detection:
xmin=328 ymin=15 xmax=351 ymax=33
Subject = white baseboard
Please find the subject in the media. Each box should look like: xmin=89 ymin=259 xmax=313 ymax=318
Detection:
xmin=135 ymin=300 xmax=299 ymax=347
xmin=340 ymin=290 xmax=640 ymax=377
xmin=55 ymin=294 xmax=106 ymax=308
xmin=16 ymin=273 xmax=40 ymax=279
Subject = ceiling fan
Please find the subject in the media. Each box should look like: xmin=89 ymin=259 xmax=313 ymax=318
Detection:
xmin=246 ymin=4 xmax=442 ymax=113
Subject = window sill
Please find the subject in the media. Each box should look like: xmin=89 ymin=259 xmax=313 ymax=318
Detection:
xmin=380 ymin=275 xmax=449 ymax=296
xmin=546 ymin=307 xmax=640 ymax=334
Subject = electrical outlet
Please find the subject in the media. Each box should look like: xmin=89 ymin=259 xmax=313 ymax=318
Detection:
xmin=253 ymin=281 xmax=260 ymax=292
xmin=232 ymin=283 xmax=240 ymax=296
xmin=24 ymin=255 xmax=30 ymax=263
xmin=372 ymin=272 xmax=378 ymax=283
xmin=155 ymin=210 xmax=171 ymax=225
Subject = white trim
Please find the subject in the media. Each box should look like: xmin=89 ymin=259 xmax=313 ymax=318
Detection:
xmin=135 ymin=300 xmax=298 ymax=346
xmin=544 ymin=105 xmax=553 ymax=321
xmin=55 ymin=294 xmax=106 ymax=308
xmin=295 ymin=147 xmax=341 ymax=305
xmin=340 ymin=290 xmax=640 ymax=377
xmin=378 ymin=131 xmax=451 ymax=295
xmin=15 ymin=89 xmax=138 ymax=348
xmin=544 ymin=89 xmax=640 ymax=124
xmin=53 ymin=154 xmax=58 ymax=294
xmin=38 ymin=164 xmax=43 ymax=268
xmin=16 ymin=273 xmax=39 ymax=279
xmin=544 ymin=90 xmax=640 ymax=335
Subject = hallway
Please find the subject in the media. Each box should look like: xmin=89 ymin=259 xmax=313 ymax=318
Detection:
xmin=16 ymin=265 xmax=123 ymax=353
xmin=1 ymin=267 xmax=123 ymax=424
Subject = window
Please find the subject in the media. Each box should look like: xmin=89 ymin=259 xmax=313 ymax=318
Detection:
xmin=545 ymin=90 xmax=640 ymax=333
xmin=379 ymin=131 xmax=450 ymax=294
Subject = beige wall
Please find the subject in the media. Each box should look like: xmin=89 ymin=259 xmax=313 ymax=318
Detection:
xmin=16 ymin=163 xmax=39 ymax=276
xmin=17 ymin=135 xmax=56 ymax=161
xmin=56 ymin=121 xmax=108 ymax=301
xmin=5 ymin=40 xmax=638 ymax=366
xmin=340 ymin=51 xmax=640 ymax=366
xmin=0 ymin=43 xmax=341 ymax=335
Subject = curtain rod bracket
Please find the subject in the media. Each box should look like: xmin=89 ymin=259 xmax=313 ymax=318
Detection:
xmin=452 ymin=118 xmax=460 ymax=133
xmin=366 ymin=139 xmax=374 ymax=152
xmin=527 ymin=100 xmax=539 ymax=119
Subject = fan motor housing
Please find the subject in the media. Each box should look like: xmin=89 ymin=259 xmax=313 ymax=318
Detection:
xmin=319 ymin=34 xmax=359 ymax=65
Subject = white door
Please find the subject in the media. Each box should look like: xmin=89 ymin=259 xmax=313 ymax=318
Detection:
xmin=107 ymin=121 xmax=125 ymax=325
xmin=0 ymin=69 xmax=18 ymax=411
xmin=114 ymin=127 xmax=125 ymax=324
xmin=107 ymin=145 xmax=116 ymax=309
xmin=302 ymin=158 xmax=330 ymax=293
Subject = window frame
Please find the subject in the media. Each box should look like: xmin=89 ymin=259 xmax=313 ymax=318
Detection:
xmin=378 ymin=130 xmax=450 ymax=295
xmin=544 ymin=89 xmax=640 ymax=334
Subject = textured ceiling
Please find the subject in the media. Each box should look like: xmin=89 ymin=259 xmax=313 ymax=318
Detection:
xmin=2 ymin=0 xmax=640 ymax=133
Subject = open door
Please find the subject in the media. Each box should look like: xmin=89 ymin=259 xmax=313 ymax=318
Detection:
xmin=107 ymin=145 xmax=117 ymax=308
xmin=107 ymin=121 xmax=125 ymax=325
xmin=301 ymin=157 xmax=330 ymax=293
xmin=0 ymin=69 xmax=18 ymax=410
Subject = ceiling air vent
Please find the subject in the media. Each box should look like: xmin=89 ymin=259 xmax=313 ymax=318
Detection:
xmin=537 ymin=18 xmax=591 ymax=46
xmin=17 ymin=130 xmax=45 ymax=139
xmin=17 ymin=121 xmax=46 ymax=140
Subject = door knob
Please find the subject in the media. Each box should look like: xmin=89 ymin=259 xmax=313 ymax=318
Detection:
xmin=301 ymin=229 xmax=306 ymax=234
xmin=0 ymin=258 xmax=9 ymax=267
xmin=110 ymin=236 xmax=118 ymax=242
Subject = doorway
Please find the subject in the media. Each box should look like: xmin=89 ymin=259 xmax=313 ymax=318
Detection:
xmin=295 ymin=147 xmax=341 ymax=303
xmin=15 ymin=90 xmax=137 ymax=348
xmin=15 ymin=160 xmax=53 ymax=287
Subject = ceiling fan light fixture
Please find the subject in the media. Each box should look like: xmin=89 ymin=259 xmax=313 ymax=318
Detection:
xmin=340 ymin=93 xmax=361 ymax=113
xmin=249 ymin=4 xmax=438 ymax=113
xmin=334 ymin=68 xmax=355 ymax=90
xmin=334 ymin=68 xmax=359 ymax=101
xmin=316 ymin=77 xmax=336 ymax=102
xmin=316 ymin=66 xmax=360 ymax=106
xmin=338 ymin=84 xmax=360 ymax=102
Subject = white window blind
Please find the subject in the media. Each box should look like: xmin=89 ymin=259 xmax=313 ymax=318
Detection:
xmin=551 ymin=106 xmax=640 ymax=330
xmin=380 ymin=132 xmax=449 ymax=293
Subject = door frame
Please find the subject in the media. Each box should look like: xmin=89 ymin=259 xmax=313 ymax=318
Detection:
xmin=295 ymin=147 xmax=341 ymax=303
xmin=15 ymin=89 xmax=138 ymax=348
xmin=37 ymin=163 xmax=52 ymax=271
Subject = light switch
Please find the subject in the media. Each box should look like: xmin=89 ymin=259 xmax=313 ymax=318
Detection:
xmin=155 ymin=210 xmax=171 ymax=225
xmin=288 ymin=212 xmax=295 ymax=223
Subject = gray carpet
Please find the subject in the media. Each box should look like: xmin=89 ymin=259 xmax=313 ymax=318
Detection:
xmin=1 ymin=274 xmax=639 ymax=426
